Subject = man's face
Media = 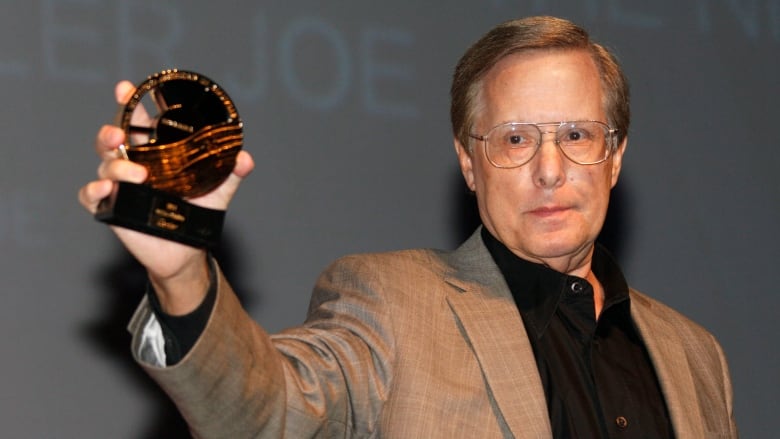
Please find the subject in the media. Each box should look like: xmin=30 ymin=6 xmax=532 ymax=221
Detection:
xmin=456 ymin=49 xmax=626 ymax=274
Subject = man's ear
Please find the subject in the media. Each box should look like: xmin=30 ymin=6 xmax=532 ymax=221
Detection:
xmin=610 ymin=136 xmax=628 ymax=188
xmin=455 ymin=138 xmax=476 ymax=191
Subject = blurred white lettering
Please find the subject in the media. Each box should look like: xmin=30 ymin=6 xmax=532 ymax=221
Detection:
xmin=117 ymin=0 xmax=183 ymax=79
xmin=41 ymin=0 xmax=107 ymax=82
xmin=361 ymin=28 xmax=418 ymax=118
xmin=279 ymin=17 xmax=351 ymax=110
xmin=604 ymin=1 xmax=663 ymax=28
xmin=493 ymin=0 xmax=779 ymax=41
xmin=7 ymin=0 xmax=775 ymax=111
xmin=223 ymin=11 xmax=419 ymax=117
xmin=223 ymin=13 xmax=269 ymax=101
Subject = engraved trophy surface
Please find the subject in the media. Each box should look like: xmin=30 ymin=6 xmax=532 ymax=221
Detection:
xmin=95 ymin=69 xmax=243 ymax=248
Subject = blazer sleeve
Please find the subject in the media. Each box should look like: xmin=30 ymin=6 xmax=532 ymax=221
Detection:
xmin=128 ymin=256 xmax=395 ymax=438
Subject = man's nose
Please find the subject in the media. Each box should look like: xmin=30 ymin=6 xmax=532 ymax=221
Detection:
xmin=531 ymin=133 xmax=565 ymax=188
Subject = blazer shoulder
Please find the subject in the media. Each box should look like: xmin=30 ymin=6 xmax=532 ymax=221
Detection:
xmin=323 ymin=248 xmax=451 ymax=280
xmin=310 ymin=248 xmax=458 ymax=320
xmin=322 ymin=228 xmax=485 ymax=280
xmin=629 ymin=288 xmax=732 ymax=383
xmin=629 ymin=288 xmax=717 ymax=341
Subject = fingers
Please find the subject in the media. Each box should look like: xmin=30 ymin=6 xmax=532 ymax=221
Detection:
xmin=77 ymin=179 xmax=113 ymax=214
xmin=96 ymin=157 xmax=147 ymax=182
xmin=79 ymin=157 xmax=147 ymax=214
xmin=94 ymin=81 xmax=135 ymax=159
xmin=95 ymin=124 xmax=125 ymax=159
xmin=81 ymin=80 xmax=153 ymax=216
xmin=116 ymin=79 xmax=152 ymax=128
xmin=115 ymin=80 xmax=135 ymax=105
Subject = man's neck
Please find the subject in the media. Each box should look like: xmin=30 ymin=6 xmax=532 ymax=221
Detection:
xmin=585 ymin=270 xmax=605 ymax=318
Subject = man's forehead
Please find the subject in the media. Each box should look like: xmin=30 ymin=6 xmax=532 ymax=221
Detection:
xmin=476 ymin=49 xmax=604 ymax=125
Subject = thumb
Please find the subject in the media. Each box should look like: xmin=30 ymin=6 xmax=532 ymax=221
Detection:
xmin=195 ymin=150 xmax=255 ymax=210
xmin=232 ymin=150 xmax=255 ymax=179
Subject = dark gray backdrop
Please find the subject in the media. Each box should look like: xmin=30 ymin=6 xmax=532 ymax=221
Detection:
xmin=1 ymin=1 xmax=777 ymax=437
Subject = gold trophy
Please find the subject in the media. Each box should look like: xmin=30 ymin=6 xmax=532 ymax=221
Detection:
xmin=95 ymin=69 xmax=243 ymax=248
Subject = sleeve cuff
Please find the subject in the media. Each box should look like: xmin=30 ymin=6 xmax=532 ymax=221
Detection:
xmin=146 ymin=256 xmax=218 ymax=365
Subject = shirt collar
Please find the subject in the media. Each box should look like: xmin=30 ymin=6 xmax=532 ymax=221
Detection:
xmin=480 ymin=227 xmax=630 ymax=339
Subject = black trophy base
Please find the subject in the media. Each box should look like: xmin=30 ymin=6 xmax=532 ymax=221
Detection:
xmin=95 ymin=181 xmax=225 ymax=248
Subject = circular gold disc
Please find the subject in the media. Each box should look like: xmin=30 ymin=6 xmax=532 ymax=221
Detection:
xmin=118 ymin=69 xmax=243 ymax=198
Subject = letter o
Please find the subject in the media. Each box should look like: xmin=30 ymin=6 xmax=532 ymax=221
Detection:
xmin=278 ymin=17 xmax=351 ymax=110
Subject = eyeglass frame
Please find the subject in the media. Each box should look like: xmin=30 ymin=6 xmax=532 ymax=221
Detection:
xmin=468 ymin=120 xmax=620 ymax=168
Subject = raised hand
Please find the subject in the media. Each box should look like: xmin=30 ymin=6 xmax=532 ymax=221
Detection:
xmin=78 ymin=81 xmax=254 ymax=314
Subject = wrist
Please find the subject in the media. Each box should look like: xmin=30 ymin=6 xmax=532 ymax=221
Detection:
xmin=149 ymin=252 xmax=210 ymax=316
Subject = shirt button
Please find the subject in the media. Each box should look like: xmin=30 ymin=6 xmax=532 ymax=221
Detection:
xmin=570 ymin=281 xmax=584 ymax=294
xmin=615 ymin=416 xmax=629 ymax=429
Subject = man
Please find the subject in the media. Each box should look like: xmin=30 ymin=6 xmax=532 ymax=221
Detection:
xmin=79 ymin=16 xmax=737 ymax=438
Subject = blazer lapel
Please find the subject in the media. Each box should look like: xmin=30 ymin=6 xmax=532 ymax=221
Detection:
xmin=443 ymin=230 xmax=552 ymax=439
xmin=630 ymin=292 xmax=707 ymax=438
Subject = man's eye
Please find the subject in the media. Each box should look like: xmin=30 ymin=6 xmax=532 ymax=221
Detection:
xmin=564 ymin=129 xmax=590 ymax=142
xmin=508 ymin=135 xmax=524 ymax=144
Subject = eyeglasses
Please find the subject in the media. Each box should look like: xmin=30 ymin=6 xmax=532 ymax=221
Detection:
xmin=468 ymin=120 xmax=619 ymax=168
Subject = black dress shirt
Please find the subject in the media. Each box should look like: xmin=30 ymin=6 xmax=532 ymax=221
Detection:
xmin=482 ymin=228 xmax=675 ymax=438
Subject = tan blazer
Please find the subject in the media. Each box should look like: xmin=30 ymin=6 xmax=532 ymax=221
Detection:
xmin=131 ymin=230 xmax=738 ymax=438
